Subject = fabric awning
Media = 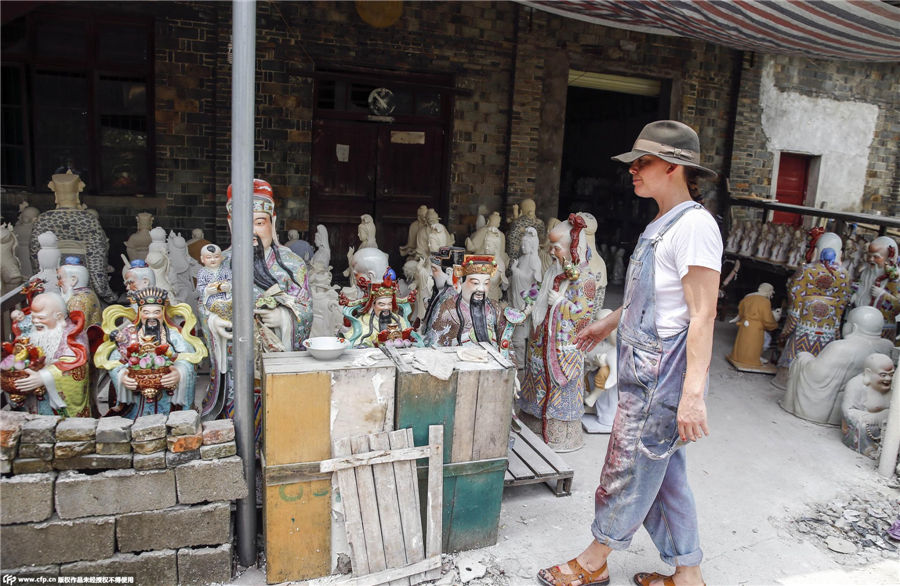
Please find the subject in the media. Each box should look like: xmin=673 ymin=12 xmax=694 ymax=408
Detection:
xmin=519 ymin=0 xmax=900 ymax=62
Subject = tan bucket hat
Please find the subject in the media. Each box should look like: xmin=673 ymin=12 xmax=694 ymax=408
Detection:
xmin=611 ymin=120 xmax=717 ymax=178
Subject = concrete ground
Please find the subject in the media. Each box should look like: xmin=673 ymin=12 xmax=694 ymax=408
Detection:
xmin=231 ymin=286 xmax=900 ymax=586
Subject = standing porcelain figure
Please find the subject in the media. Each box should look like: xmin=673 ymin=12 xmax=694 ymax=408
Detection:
xmin=415 ymin=209 xmax=454 ymax=259
xmin=400 ymin=205 xmax=429 ymax=258
xmin=125 ymin=212 xmax=154 ymax=262
xmin=199 ymin=179 xmax=313 ymax=429
xmin=725 ymin=220 xmax=744 ymax=254
xmin=0 ymin=224 xmax=24 ymax=294
xmin=507 ymin=198 xmax=546 ymax=263
xmin=841 ymin=353 xmax=895 ymax=459
xmin=284 ymin=229 xmax=314 ymax=262
xmin=851 ymin=236 xmax=899 ymax=341
xmin=465 ymin=212 xmax=504 ymax=255
xmin=578 ymin=212 xmax=608 ymax=304
xmin=310 ymin=224 xmax=331 ymax=271
xmin=146 ymin=227 xmax=176 ymax=301
xmin=195 ymin=244 xmax=231 ymax=373
xmin=186 ymin=228 xmax=211 ymax=263
xmin=308 ymin=264 xmax=343 ymax=339
xmin=2 ymin=292 xmax=91 ymax=417
xmin=358 ymin=214 xmax=378 ymax=249
xmin=517 ymin=215 xmax=601 ymax=452
xmin=33 ymin=231 xmax=61 ymax=294
xmin=57 ymin=257 xmax=102 ymax=328
xmin=167 ymin=231 xmax=200 ymax=314
xmin=509 ymin=227 xmax=543 ymax=311
xmin=781 ymin=305 xmax=892 ymax=425
xmin=539 ymin=217 xmax=561 ymax=274
xmin=14 ymin=202 xmax=39 ymax=277
xmin=94 ymin=287 xmax=207 ymax=419
xmin=30 ymin=170 xmax=116 ymax=302
xmin=726 ymin=283 xmax=780 ymax=373
xmin=774 ymin=232 xmax=851 ymax=389
xmin=582 ymin=308 xmax=618 ymax=434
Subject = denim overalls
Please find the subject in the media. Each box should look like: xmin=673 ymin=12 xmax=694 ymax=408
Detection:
xmin=590 ymin=203 xmax=704 ymax=567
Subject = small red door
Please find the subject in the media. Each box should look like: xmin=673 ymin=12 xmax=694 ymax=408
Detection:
xmin=772 ymin=153 xmax=810 ymax=226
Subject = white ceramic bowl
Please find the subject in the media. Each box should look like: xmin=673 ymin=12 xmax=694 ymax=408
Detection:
xmin=303 ymin=336 xmax=350 ymax=361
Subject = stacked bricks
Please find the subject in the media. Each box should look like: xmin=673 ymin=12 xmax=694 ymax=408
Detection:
xmin=1 ymin=411 xmax=244 ymax=584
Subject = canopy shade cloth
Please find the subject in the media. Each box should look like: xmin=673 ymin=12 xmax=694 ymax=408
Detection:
xmin=519 ymin=0 xmax=900 ymax=62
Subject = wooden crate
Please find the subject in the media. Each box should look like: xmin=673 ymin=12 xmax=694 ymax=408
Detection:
xmin=386 ymin=344 xmax=515 ymax=552
xmin=505 ymin=417 xmax=574 ymax=497
xmin=261 ymin=349 xmax=396 ymax=584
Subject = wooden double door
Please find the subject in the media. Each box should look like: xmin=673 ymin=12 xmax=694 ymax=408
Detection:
xmin=310 ymin=119 xmax=446 ymax=281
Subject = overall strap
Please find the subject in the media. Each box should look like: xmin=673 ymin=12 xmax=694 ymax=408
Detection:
xmin=652 ymin=203 xmax=703 ymax=246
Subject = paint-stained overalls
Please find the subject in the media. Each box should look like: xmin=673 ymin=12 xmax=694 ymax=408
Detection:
xmin=590 ymin=203 xmax=704 ymax=567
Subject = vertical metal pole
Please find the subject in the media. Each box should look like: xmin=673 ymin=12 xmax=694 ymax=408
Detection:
xmin=231 ymin=0 xmax=257 ymax=568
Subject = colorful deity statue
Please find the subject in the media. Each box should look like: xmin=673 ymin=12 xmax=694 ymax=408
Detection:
xmin=774 ymin=232 xmax=852 ymax=389
xmin=199 ymin=179 xmax=313 ymax=427
xmin=726 ymin=283 xmax=780 ymax=374
xmin=2 ymin=292 xmax=90 ymax=417
xmin=94 ymin=287 xmax=206 ymax=418
xmin=427 ymin=255 xmax=522 ymax=351
xmin=851 ymin=236 xmax=899 ymax=342
xmin=30 ymin=170 xmax=116 ymax=303
xmin=57 ymin=256 xmax=102 ymax=328
xmin=517 ymin=215 xmax=602 ymax=452
xmin=841 ymin=353 xmax=895 ymax=459
xmin=341 ymin=271 xmax=419 ymax=348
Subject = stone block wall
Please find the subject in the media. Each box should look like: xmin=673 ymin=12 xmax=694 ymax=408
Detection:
xmin=0 ymin=411 xmax=244 ymax=585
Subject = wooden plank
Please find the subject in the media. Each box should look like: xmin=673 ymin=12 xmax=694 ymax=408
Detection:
xmin=450 ymin=370 xmax=479 ymax=463
xmin=334 ymin=436 xmax=369 ymax=577
xmin=331 ymin=366 xmax=396 ymax=439
xmin=331 ymin=556 xmax=442 ymax=586
xmin=320 ymin=446 xmax=433 ymax=472
xmin=352 ymin=435 xmax=387 ymax=575
xmin=518 ymin=422 xmax=575 ymax=476
xmin=390 ymin=429 xmax=425 ymax=584
xmin=505 ymin=448 xmax=534 ymax=482
xmin=511 ymin=431 xmax=556 ymax=478
xmin=369 ymin=432 xmax=410 ymax=586
xmin=425 ymin=425 xmax=443 ymax=581
xmin=479 ymin=341 xmax=515 ymax=369
xmin=262 ymin=370 xmax=332 ymax=582
xmin=264 ymin=461 xmax=330 ymax=486
xmin=395 ymin=369 xmax=458 ymax=463
xmin=471 ymin=367 xmax=514 ymax=461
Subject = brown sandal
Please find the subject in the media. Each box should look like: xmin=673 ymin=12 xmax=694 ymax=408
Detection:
xmin=537 ymin=557 xmax=610 ymax=586
xmin=633 ymin=572 xmax=706 ymax=586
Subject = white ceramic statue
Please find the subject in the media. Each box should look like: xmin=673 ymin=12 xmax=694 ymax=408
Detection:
xmin=509 ymin=227 xmax=542 ymax=311
xmin=841 ymin=352 xmax=895 ymax=459
xmin=781 ymin=305 xmax=893 ymax=425
xmin=475 ymin=204 xmax=489 ymax=231
xmin=785 ymin=228 xmax=806 ymax=269
xmin=186 ymin=228 xmax=211 ymax=263
xmin=738 ymin=224 xmax=758 ymax=257
xmin=33 ymin=231 xmax=61 ymax=294
xmin=341 ymin=247 xmax=390 ymax=302
xmin=400 ymin=205 xmax=429 ymax=258
xmin=13 ymin=202 xmax=39 ymax=277
xmin=125 ymin=212 xmax=154 ymax=262
xmin=770 ymin=226 xmax=793 ymax=264
xmin=146 ymin=227 xmax=176 ymax=300
xmin=310 ymin=224 xmax=331 ymax=271
xmin=465 ymin=212 xmax=505 ymax=256
xmin=851 ymin=235 xmax=899 ymax=341
xmin=582 ymin=308 xmax=618 ymax=434
xmin=415 ymin=208 xmax=454 ymax=259
xmin=358 ymin=214 xmax=378 ymax=249
xmin=507 ymin=198 xmax=546 ymax=263
xmin=409 ymin=255 xmax=434 ymax=322
xmin=285 ymin=229 xmax=314 ymax=262
xmin=540 ymin=217 xmax=561 ymax=274
xmin=578 ymin=211 xmax=609 ymax=293
xmin=167 ymin=231 xmax=200 ymax=314
xmin=725 ymin=220 xmax=744 ymax=254
xmin=483 ymin=228 xmax=508 ymax=303
xmin=1 ymin=223 xmax=25 ymax=294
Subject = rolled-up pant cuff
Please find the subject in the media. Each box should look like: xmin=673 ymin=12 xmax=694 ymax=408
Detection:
xmin=590 ymin=522 xmax=633 ymax=551
xmin=660 ymin=549 xmax=703 ymax=567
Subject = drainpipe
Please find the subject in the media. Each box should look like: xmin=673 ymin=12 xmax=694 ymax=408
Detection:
xmin=231 ymin=0 xmax=257 ymax=568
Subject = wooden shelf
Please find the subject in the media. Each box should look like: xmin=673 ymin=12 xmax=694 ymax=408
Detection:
xmin=729 ymin=196 xmax=900 ymax=234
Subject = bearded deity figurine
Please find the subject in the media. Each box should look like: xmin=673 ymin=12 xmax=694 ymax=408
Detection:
xmin=726 ymin=283 xmax=780 ymax=374
xmin=199 ymin=179 xmax=313 ymax=426
xmin=123 ymin=259 xmax=156 ymax=295
xmin=428 ymin=255 xmax=522 ymax=353
xmin=125 ymin=212 xmax=154 ymax=262
xmin=465 ymin=212 xmax=505 ymax=255
xmin=14 ymin=203 xmax=39 ymax=277
xmin=842 ymin=238 xmax=860 ymax=281
xmin=1 ymin=224 xmax=24 ymax=295
xmin=517 ymin=215 xmax=601 ymax=452
xmin=57 ymin=257 xmax=102 ymax=328
xmin=507 ymin=199 xmax=546 ymax=264
xmin=400 ymin=205 xmax=429 ymax=258
xmin=415 ymin=209 xmax=455 ymax=260
xmin=341 ymin=271 xmax=419 ymax=348
xmin=95 ymin=287 xmax=207 ymax=418
xmin=2 ymin=292 xmax=90 ymax=417
xmin=851 ymin=236 xmax=899 ymax=342
xmin=774 ymin=232 xmax=852 ymax=389
xmin=781 ymin=306 xmax=892 ymax=425
xmin=841 ymin=353 xmax=895 ymax=459
xmin=539 ymin=218 xmax=561 ymax=274
xmin=33 ymin=231 xmax=61 ymax=294
xmin=401 ymin=255 xmax=434 ymax=324
xmin=28 ymin=170 xmax=116 ymax=303
xmin=186 ymin=228 xmax=211 ymax=263
xmin=420 ymin=246 xmax=465 ymax=340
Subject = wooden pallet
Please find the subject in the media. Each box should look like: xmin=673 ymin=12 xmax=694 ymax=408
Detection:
xmin=504 ymin=418 xmax=574 ymax=497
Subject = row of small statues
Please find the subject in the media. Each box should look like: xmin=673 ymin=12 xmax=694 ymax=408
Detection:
xmin=725 ymin=230 xmax=899 ymax=459
xmin=725 ymin=220 xmax=878 ymax=282
xmin=2 ymin=177 xmax=615 ymax=454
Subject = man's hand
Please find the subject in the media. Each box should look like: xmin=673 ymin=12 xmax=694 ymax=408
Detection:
xmin=677 ymin=394 xmax=709 ymax=442
xmin=574 ymin=309 xmax=620 ymax=353
xmin=160 ymin=368 xmax=181 ymax=388
xmin=14 ymin=369 xmax=44 ymax=392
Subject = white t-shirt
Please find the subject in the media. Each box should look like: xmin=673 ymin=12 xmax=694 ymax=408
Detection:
xmin=638 ymin=201 xmax=723 ymax=337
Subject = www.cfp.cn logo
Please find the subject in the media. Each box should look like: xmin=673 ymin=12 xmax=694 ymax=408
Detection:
xmin=2 ymin=574 xmax=17 ymax=585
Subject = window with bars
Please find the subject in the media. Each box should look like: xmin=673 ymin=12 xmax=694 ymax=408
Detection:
xmin=1 ymin=10 xmax=153 ymax=195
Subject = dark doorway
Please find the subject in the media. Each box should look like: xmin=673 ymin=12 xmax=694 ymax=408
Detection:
xmin=558 ymin=84 xmax=668 ymax=254
xmin=311 ymin=72 xmax=451 ymax=281
xmin=772 ymin=152 xmax=812 ymax=226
